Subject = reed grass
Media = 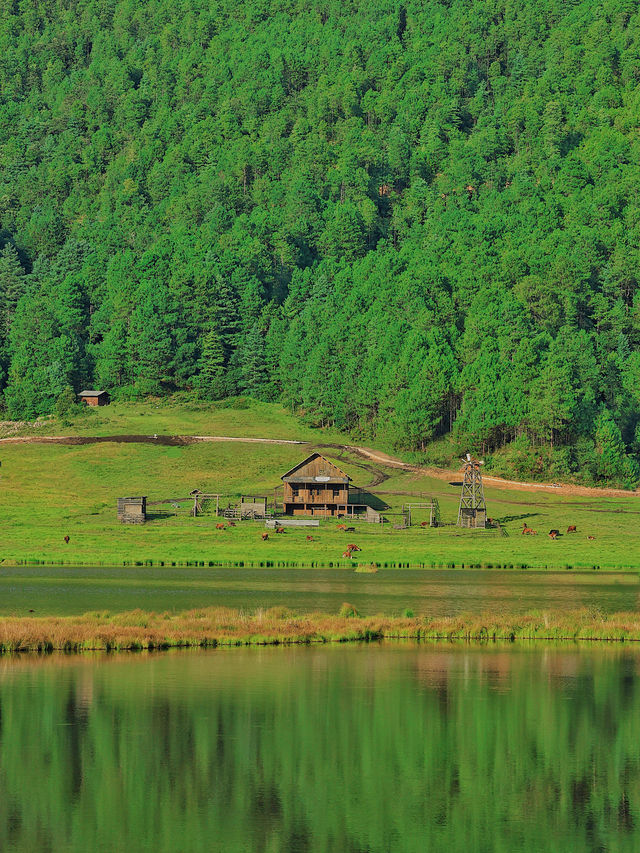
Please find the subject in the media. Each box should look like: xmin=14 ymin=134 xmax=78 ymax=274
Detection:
xmin=2 ymin=606 xmax=640 ymax=652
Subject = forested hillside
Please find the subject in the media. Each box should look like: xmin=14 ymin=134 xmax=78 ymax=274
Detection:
xmin=1 ymin=0 xmax=640 ymax=484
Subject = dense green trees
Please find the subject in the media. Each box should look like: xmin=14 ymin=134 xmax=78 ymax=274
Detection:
xmin=1 ymin=0 xmax=639 ymax=483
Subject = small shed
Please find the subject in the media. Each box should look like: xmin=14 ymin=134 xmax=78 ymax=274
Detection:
xmin=459 ymin=507 xmax=487 ymax=529
xmin=117 ymin=496 xmax=147 ymax=524
xmin=78 ymin=390 xmax=110 ymax=407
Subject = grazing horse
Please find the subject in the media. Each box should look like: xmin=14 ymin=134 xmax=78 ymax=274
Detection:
xmin=347 ymin=544 xmax=361 ymax=552
xmin=306 ymin=535 xmax=314 ymax=542
xmin=567 ymin=525 xmax=577 ymax=533
xmin=420 ymin=521 xmax=429 ymax=528
xmin=337 ymin=524 xmax=347 ymax=531
xmin=522 ymin=522 xmax=534 ymax=535
xmin=276 ymin=527 xmax=285 ymax=534
xmin=345 ymin=527 xmax=356 ymax=533
xmin=215 ymin=523 xmax=225 ymax=530
xmin=342 ymin=551 xmax=353 ymax=558
xmin=261 ymin=532 xmax=269 ymax=541
xmin=587 ymin=535 xmax=595 ymax=541
xmin=63 ymin=535 xmax=70 ymax=544
xmin=548 ymin=529 xmax=559 ymax=540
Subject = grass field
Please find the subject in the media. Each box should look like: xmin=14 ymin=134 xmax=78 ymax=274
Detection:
xmin=1 ymin=398 xmax=639 ymax=570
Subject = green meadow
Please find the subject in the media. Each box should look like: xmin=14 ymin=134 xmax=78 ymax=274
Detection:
xmin=1 ymin=400 xmax=638 ymax=572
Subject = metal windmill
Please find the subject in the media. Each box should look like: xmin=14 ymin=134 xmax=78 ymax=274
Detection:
xmin=457 ymin=454 xmax=487 ymax=528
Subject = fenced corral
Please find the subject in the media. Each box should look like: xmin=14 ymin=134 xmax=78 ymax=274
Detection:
xmin=403 ymin=499 xmax=441 ymax=528
xmin=223 ymin=496 xmax=271 ymax=520
xmin=117 ymin=497 xmax=147 ymax=524
xmin=189 ymin=490 xmax=222 ymax=517
xmin=384 ymin=509 xmax=411 ymax=529
xmin=145 ymin=493 xmax=277 ymax=521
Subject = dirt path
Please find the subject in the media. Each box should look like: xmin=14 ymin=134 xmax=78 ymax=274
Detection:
xmin=0 ymin=434 xmax=305 ymax=447
xmin=2 ymin=432 xmax=638 ymax=499
xmin=346 ymin=446 xmax=639 ymax=500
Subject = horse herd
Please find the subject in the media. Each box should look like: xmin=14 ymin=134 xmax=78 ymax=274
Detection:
xmin=184 ymin=517 xmax=594 ymax=547
xmin=259 ymin=523 xmax=362 ymax=557
xmin=520 ymin=522 xmax=593 ymax=540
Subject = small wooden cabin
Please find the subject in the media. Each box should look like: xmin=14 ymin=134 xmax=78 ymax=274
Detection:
xmin=78 ymin=390 xmax=110 ymax=407
xmin=117 ymin=496 xmax=147 ymax=524
xmin=282 ymin=453 xmax=350 ymax=517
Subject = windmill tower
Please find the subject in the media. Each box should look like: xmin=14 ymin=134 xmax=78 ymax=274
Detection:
xmin=457 ymin=454 xmax=487 ymax=528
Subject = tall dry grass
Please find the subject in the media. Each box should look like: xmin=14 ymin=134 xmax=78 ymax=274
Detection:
xmin=0 ymin=606 xmax=639 ymax=652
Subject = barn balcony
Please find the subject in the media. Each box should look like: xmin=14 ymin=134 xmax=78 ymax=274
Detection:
xmin=287 ymin=493 xmax=347 ymax=505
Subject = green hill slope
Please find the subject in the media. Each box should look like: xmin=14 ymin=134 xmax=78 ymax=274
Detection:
xmin=1 ymin=0 xmax=639 ymax=485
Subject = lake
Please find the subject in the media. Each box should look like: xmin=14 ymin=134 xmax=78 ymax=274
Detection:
xmin=0 ymin=644 xmax=638 ymax=852
xmin=0 ymin=566 xmax=637 ymax=616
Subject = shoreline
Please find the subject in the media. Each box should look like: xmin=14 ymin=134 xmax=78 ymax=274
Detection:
xmin=0 ymin=559 xmax=623 ymax=571
xmin=2 ymin=607 xmax=640 ymax=653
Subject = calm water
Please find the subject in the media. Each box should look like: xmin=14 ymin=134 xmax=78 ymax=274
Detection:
xmin=1 ymin=644 xmax=640 ymax=852
xmin=0 ymin=566 xmax=638 ymax=616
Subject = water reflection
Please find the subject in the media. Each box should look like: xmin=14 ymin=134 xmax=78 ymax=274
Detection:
xmin=0 ymin=567 xmax=638 ymax=617
xmin=0 ymin=645 xmax=639 ymax=851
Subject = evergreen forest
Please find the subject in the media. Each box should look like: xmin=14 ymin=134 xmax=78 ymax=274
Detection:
xmin=1 ymin=0 xmax=640 ymax=485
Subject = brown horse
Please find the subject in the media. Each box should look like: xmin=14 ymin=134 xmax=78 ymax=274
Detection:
xmin=567 ymin=525 xmax=577 ymax=533
xmin=261 ymin=532 xmax=269 ymax=541
xmin=548 ymin=530 xmax=559 ymax=540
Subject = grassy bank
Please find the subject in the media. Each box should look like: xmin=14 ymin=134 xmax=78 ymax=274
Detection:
xmin=1 ymin=399 xmax=639 ymax=569
xmin=2 ymin=606 xmax=640 ymax=651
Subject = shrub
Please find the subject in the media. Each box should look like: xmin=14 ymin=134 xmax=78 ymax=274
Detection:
xmin=54 ymin=385 xmax=79 ymax=424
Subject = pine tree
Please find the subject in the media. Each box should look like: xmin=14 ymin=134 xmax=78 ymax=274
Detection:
xmin=127 ymin=284 xmax=175 ymax=395
xmin=199 ymin=330 xmax=226 ymax=399
xmin=238 ymin=323 xmax=268 ymax=398
xmin=0 ymin=243 xmax=25 ymax=335
xmin=594 ymin=408 xmax=627 ymax=481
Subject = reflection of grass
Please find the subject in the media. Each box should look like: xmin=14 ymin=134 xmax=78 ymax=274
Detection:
xmin=1 ymin=399 xmax=640 ymax=570
xmin=3 ymin=607 xmax=640 ymax=651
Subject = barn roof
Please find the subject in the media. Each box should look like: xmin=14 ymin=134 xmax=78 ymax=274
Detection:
xmin=281 ymin=453 xmax=350 ymax=484
xmin=78 ymin=390 xmax=108 ymax=397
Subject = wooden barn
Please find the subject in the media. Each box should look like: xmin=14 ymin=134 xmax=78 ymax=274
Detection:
xmin=78 ymin=390 xmax=110 ymax=407
xmin=281 ymin=453 xmax=351 ymax=517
